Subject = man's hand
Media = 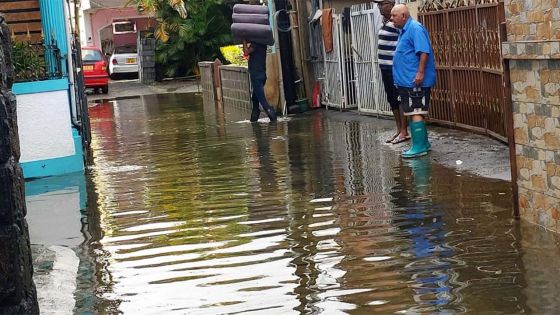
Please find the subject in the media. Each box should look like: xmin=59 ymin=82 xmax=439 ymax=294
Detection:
xmin=243 ymin=40 xmax=254 ymax=55
xmin=415 ymin=52 xmax=429 ymax=87
xmin=414 ymin=71 xmax=424 ymax=87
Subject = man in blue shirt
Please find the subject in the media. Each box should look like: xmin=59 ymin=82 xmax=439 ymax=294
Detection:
xmin=391 ymin=4 xmax=436 ymax=158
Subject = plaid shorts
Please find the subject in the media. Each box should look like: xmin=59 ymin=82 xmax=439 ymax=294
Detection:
xmin=398 ymin=87 xmax=431 ymax=116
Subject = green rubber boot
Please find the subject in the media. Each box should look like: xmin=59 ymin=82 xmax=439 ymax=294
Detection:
xmin=424 ymin=124 xmax=431 ymax=151
xmin=402 ymin=120 xmax=429 ymax=159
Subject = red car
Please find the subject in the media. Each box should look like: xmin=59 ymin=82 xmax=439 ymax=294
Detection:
xmin=81 ymin=47 xmax=109 ymax=94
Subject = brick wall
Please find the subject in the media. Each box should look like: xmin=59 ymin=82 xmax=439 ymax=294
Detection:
xmin=504 ymin=0 xmax=560 ymax=232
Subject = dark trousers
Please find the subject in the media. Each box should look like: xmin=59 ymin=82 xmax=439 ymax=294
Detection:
xmin=380 ymin=68 xmax=400 ymax=110
xmin=250 ymin=72 xmax=277 ymax=122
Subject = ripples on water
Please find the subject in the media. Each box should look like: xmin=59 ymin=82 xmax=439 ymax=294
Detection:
xmin=77 ymin=93 xmax=560 ymax=314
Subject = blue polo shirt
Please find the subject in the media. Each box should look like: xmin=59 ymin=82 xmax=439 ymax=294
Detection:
xmin=393 ymin=18 xmax=436 ymax=88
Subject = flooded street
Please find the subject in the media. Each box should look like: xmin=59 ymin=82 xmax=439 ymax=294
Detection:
xmin=74 ymin=93 xmax=560 ymax=314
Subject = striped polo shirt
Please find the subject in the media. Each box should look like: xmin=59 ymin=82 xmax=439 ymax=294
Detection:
xmin=378 ymin=20 xmax=399 ymax=70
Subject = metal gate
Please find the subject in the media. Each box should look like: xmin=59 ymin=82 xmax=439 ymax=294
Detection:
xmin=309 ymin=19 xmax=325 ymax=103
xmin=418 ymin=0 xmax=508 ymax=142
xmin=323 ymin=12 xmax=357 ymax=109
xmin=350 ymin=3 xmax=392 ymax=116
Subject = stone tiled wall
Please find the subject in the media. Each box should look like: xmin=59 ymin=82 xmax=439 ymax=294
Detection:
xmin=505 ymin=0 xmax=560 ymax=233
xmin=505 ymin=0 xmax=560 ymax=42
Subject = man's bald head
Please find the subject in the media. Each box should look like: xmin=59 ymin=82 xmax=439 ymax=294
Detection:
xmin=390 ymin=4 xmax=410 ymax=28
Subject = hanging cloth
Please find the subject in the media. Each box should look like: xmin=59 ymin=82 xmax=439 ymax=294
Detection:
xmin=341 ymin=7 xmax=351 ymax=33
xmin=321 ymin=9 xmax=333 ymax=53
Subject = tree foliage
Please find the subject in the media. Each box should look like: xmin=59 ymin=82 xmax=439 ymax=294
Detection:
xmin=128 ymin=0 xmax=234 ymax=78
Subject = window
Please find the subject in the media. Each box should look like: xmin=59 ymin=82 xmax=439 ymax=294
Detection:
xmin=114 ymin=45 xmax=137 ymax=54
xmin=113 ymin=21 xmax=136 ymax=34
xmin=81 ymin=49 xmax=104 ymax=61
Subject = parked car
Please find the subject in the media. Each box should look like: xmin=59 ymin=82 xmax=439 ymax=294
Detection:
xmin=108 ymin=45 xmax=139 ymax=79
xmin=81 ymin=47 xmax=109 ymax=94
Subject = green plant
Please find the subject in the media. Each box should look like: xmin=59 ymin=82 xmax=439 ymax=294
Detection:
xmin=12 ymin=41 xmax=46 ymax=82
xmin=129 ymin=0 xmax=235 ymax=78
xmin=220 ymin=45 xmax=247 ymax=66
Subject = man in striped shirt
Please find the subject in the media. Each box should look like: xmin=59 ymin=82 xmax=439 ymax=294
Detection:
xmin=375 ymin=0 xmax=409 ymax=144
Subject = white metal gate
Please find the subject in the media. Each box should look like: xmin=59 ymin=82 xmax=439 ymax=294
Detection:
xmin=350 ymin=3 xmax=392 ymax=116
xmin=309 ymin=19 xmax=325 ymax=103
xmin=323 ymin=12 xmax=357 ymax=109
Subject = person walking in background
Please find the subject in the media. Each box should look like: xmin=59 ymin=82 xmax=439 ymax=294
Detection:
xmin=390 ymin=4 xmax=436 ymax=158
xmin=374 ymin=0 xmax=409 ymax=144
xmin=243 ymin=40 xmax=278 ymax=123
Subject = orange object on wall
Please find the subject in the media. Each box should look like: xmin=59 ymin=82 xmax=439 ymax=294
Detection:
xmin=321 ymin=9 xmax=333 ymax=53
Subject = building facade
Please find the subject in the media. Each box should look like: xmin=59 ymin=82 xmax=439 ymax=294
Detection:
xmin=503 ymin=0 xmax=560 ymax=232
xmin=2 ymin=0 xmax=88 ymax=179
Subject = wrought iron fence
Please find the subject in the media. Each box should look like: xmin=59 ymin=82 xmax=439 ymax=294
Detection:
xmin=418 ymin=0 xmax=508 ymax=142
xmin=13 ymin=37 xmax=63 ymax=83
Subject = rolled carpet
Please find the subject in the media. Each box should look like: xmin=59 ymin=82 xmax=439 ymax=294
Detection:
xmin=233 ymin=4 xmax=269 ymax=15
xmin=232 ymin=13 xmax=270 ymax=25
xmin=231 ymin=23 xmax=274 ymax=46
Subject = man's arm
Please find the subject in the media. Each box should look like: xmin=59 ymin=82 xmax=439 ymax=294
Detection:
xmin=414 ymin=52 xmax=428 ymax=87
xmin=243 ymin=40 xmax=254 ymax=55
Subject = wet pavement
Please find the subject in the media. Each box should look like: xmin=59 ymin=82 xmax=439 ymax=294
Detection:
xmin=25 ymin=173 xmax=87 ymax=314
xmin=60 ymin=92 xmax=560 ymax=314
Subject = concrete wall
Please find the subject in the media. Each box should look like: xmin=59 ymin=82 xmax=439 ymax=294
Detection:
xmin=12 ymin=80 xmax=84 ymax=178
xmin=85 ymin=7 xmax=152 ymax=49
xmin=16 ymin=90 xmax=75 ymax=162
xmin=503 ymin=0 xmax=560 ymax=232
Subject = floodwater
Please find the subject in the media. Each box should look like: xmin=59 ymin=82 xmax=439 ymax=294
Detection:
xmin=76 ymin=93 xmax=560 ymax=314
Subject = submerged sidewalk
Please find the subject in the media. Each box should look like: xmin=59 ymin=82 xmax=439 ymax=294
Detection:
xmin=325 ymin=110 xmax=511 ymax=181
xmin=88 ymin=79 xmax=512 ymax=182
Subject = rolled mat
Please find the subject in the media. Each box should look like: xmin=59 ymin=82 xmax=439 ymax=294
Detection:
xmin=231 ymin=23 xmax=274 ymax=46
xmin=233 ymin=4 xmax=269 ymax=15
xmin=233 ymin=13 xmax=270 ymax=25
xmin=233 ymin=35 xmax=274 ymax=46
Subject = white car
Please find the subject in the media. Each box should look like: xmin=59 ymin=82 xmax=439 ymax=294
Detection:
xmin=108 ymin=45 xmax=139 ymax=78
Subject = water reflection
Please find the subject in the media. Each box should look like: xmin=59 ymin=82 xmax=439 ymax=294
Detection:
xmin=78 ymin=93 xmax=560 ymax=314
xmin=25 ymin=173 xmax=87 ymax=247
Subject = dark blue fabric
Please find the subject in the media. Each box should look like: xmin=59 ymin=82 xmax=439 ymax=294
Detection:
xmin=379 ymin=54 xmax=395 ymax=60
xmin=380 ymin=69 xmax=400 ymax=110
xmin=379 ymin=34 xmax=399 ymax=41
xmin=248 ymin=42 xmax=267 ymax=75
xmin=378 ymin=44 xmax=397 ymax=51
xmin=250 ymin=73 xmax=277 ymax=122
xmin=381 ymin=24 xmax=399 ymax=34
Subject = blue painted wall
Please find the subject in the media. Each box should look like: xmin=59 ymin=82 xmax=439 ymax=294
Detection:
xmin=13 ymin=78 xmax=69 ymax=95
xmin=20 ymin=128 xmax=84 ymax=179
